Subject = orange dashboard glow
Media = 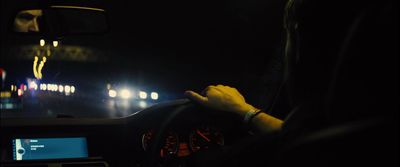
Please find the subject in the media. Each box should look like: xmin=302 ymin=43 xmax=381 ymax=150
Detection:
xmin=177 ymin=143 xmax=190 ymax=157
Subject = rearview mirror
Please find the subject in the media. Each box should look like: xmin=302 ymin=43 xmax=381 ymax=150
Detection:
xmin=12 ymin=6 xmax=108 ymax=36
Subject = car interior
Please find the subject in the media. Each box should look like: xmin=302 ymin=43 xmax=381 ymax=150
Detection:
xmin=1 ymin=0 xmax=398 ymax=167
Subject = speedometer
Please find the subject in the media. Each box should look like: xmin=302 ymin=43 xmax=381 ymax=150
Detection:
xmin=189 ymin=126 xmax=224 ymax=152
xmin=161 ymin=132 xmax=179 ymax=157
xmin=142 ymin=130 xmax=179 ymax=157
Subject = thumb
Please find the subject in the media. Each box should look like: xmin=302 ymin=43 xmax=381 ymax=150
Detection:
xmin=185 ymin=90 xmax=208 ymax=105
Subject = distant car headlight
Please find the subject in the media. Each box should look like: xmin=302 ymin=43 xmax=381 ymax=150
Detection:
xmin=119 ymin=89 xmax=132 ymax=99
xmin=17 ymin=89 xmax=23 ymax=96
xmin=150 ymin=92 xmax=158 ymax=100
xmin=58 ymin=85 xmax=64 ymax=93
xmin=71 ymin=86 xmax=75 ymax=93
xmin=64 ymin=85 xmax=71 ymax=93
xmin=29 ymin=81 xmax=38 ymax=90
xmin=139 ymin=91 xmax=147 ymax=99
xmin=108 ymin=89 xmax=117 ymax=98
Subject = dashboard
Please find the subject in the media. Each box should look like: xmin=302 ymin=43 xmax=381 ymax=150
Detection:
xmin=0 ymin=100 xmax=249 ymax=167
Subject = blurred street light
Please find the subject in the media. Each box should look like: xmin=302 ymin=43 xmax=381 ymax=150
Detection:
xmin=108 ymin=89 xmax=117 ymax=98
xmin=119 ymin=89 xmax=131 ymax=99
xmin=40 ymin=39 xmax=45 ymax=46
xmin=53 ymin=41 xmax=59 ymax=47
xmin=151 ymin=92 xmax=159 ymax=100
xmin=139 ymin=91 xmax=147 ymax=99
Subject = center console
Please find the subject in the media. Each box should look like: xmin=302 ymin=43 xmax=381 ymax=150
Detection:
xmin=2 ymin=137 xmax=109 ymax=167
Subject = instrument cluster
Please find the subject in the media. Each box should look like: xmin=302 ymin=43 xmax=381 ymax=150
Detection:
xmin=141 ymin=125 xmax=225 ymax=158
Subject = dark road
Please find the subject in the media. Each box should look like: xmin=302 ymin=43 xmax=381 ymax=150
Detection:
xmin=1 ymin=93 xmax=155 ymax=118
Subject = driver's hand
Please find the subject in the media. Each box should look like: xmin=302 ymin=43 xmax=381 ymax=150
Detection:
xmin=185 ymin=85 xmax=259 ymax=117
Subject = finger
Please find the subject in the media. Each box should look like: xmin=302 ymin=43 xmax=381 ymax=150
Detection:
xmin=217 ymin=84 xmax=231 ymax=91
xmin=185 ymin=91 xmax=208 ymax=105
xmin=232 ymin=87 xmax=245 ymax=99
xmin=216 ymin=84 xmax=225 ymax=88
xmin=227 ymin=86 xmax=245 ymax=100
xmin=202 ymin=85 xmax=216 ymax=95
xmin=205 ymin=87 xmax=224 ymax=98
xmin=211 ymin=86 xmax=225 ymax=94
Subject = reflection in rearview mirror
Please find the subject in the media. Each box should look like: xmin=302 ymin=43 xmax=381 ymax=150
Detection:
xmin=13 ymin=9 xmax=43 ymax=33
xmin=12 ymin=6 xmax=108 ymax=35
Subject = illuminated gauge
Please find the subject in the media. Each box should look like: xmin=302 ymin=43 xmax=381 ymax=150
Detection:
xmin=189 ymin=126 xmax=224 ymax=152
xmin=142 ymin=130 xmax=179 ymax=157
xmin=142 ymin=130 xmax=154 ymax=151
xmin=161 ymin=132 xmax=179 ymax=157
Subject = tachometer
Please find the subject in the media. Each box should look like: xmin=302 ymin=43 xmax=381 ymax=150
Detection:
xmin=189 ymin=126 xmax=224 ymax=152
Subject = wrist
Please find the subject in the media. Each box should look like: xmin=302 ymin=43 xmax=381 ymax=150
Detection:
xmin=243 ymin=108 xmax=263 ymax=125
xmin=237 ymin=104 xmax=260 ymax=118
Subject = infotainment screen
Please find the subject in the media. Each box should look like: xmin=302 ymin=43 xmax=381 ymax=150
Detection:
xmin=13 ymin=137 xmax=88 ymax=161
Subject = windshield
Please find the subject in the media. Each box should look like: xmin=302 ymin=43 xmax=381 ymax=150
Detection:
xmin=0 ymin=0 xmax=285 ymax=118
